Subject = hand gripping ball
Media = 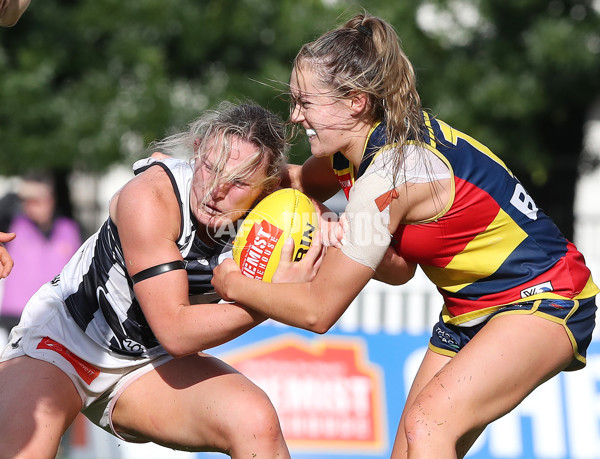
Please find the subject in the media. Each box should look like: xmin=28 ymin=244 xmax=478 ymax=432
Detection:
xmin=232 ymin=188 xmax=318 ymax=282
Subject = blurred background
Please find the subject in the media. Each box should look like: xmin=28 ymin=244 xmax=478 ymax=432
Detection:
xmin=1 ymin=1 xmax=599 ymax=458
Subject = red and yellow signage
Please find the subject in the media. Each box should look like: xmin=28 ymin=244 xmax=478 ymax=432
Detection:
xmin=224 ymin=334 xmax=387 ymax=453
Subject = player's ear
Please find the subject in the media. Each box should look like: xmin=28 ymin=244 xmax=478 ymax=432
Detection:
xmin=349 ymin=91 xmax=369 ymax=115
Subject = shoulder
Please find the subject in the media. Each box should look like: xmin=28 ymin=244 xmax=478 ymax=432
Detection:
xmin=111 ymin=163 xmax=181 ymax=232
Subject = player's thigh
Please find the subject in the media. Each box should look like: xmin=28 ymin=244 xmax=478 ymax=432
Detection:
xmin=0 ymin=356 xmax=82 ymax=458
xmin=411 ymin=313 xmax=573 ymax=434
xmin=112 ymin=352 xmax=277 ymax=449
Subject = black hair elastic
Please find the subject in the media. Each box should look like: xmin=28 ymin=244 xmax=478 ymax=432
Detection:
xmin=131 ymin=260 xmax=186 ymax=284
xmin=357 ymin=24 xmax=372 ymax=38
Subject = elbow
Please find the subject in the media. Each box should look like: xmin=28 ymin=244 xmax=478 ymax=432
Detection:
xmin=311 ymin=324 xmax=332 ymax=335
xmin=303 ymin=314 xmax=336 ymax=335
xmin=163 ymin=344 xmax=189 ymax=360
xmin=375 ymin=261 xmax=417 ymax=286
xmin=300 ymin=293 xmax=348 ymax=334
xmin=159 ymin=336 xmax=193 ymax=359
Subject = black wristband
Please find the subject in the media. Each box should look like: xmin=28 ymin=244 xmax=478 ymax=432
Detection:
xmin=131 ymin=260 xmax=186 ymax=284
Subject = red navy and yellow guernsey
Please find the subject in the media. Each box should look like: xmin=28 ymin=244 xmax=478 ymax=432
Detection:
xmin=332 ymin=113 xmax=599 ymax=327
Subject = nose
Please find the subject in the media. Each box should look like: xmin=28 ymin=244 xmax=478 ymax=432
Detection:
xmin=290 ymin=102 xmax=304 ymax=123
xmin=211 ymin=181 xmax=231 ymax=200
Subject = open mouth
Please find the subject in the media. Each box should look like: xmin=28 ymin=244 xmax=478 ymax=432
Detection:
xmin=306 ymin=128 xmax=316 ymax=138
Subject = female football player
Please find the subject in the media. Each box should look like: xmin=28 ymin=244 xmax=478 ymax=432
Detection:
xmin=0 ymin=102 xmax=291 ymax=458
xmin=212 ymin=13 xmax=599 ymax=459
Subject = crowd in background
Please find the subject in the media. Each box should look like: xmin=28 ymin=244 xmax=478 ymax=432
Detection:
xmin=0 ymin=172 xmax=81 ymax=332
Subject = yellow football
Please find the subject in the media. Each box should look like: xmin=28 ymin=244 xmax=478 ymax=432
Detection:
xmin=232 ymin=188 xmax=318 ymax=282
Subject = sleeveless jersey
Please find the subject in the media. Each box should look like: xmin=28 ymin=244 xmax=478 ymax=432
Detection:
xmin=333 ymin=115 xmax=599 ymax=325
xmin=55 ymin=158 xmax=232 ymax=357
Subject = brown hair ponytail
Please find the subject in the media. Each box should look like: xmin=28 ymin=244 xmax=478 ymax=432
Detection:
xmin=293 ymin=12 xmax=425 ymax=158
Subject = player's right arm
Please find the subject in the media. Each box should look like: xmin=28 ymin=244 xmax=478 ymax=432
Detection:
xmin=111 ymin=168 xmax=265 ymax=357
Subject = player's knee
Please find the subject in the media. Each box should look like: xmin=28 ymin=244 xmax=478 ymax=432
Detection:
xmin=402 ymin=404 xmax=424 ymax=447
xmin=228 ymin=390 xmax=284 ymax=445
xmin=402 ymin=401 xmax=444 ymax=449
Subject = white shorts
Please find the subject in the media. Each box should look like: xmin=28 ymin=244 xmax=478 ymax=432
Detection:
xmin=0 ymin=283 xmax=173 ymax=442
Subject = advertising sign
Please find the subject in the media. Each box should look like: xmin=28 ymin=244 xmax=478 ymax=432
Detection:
xmin=202 ymin=323 xmax=600 ymax=459
xmin=224 ymin=334 xmax=387 ymax=454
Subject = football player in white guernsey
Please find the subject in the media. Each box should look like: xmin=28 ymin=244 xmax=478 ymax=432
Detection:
xmin=0 ymin=102 xmax=294 ymax=458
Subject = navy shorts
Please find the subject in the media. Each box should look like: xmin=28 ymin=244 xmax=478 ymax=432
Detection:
xmin=429 ymin=296 xmax=597 ymax=371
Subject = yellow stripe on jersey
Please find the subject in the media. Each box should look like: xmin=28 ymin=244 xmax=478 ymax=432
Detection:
xmin=435 ymin=120 xmax=515 ymax=178
xmin=422 ymin=207 xmax=528 ymax=292
xmin=422 ymin=112 xmax=437 ymax=149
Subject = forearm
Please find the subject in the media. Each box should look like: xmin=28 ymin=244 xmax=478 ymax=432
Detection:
xmin=225 ymin=273 xmax=324 ymax=331
xmin=220 ymin=250 xmax=372 ymax=333
xmin=156 ymin=301 xmax=266 ymax=358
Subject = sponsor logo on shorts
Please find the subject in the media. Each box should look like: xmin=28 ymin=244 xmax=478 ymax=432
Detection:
xmin=36 ymin=337 xmax=100 ymax=385
xmin=435 ymin=326 xmax=460 ymax=350
xmin=520 ymin=280 xmax=553 ymax=298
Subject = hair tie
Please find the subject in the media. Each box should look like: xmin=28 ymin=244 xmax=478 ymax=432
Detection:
xmin=357 ymin=24 xmax=372 ymax=38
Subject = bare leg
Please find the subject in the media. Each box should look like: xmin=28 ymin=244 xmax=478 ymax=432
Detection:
xmin=0 ymin=356 xmax=82 ymax=459
xmin=391 ymin=349 xmax=450 ymax=459
xmin=399 ymin=314 xmax=573 ymax=458
xmin=113 ymin=352 xmax=290 ymax=457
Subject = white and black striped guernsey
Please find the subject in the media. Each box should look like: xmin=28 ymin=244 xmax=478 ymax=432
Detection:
xmin=55 ymin=158 xmax=232 ymax=358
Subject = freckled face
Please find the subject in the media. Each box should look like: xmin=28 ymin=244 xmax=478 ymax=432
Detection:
xmin=191 ymin=136 xmax=267 ymax=230
xmin=289 ymin=64 xmax=357 ymax=158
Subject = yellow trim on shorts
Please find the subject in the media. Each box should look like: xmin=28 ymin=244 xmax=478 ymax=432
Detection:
xmin=436 ymin=299 xmax=588 ymax=368
xmin=441 ymin=303 xmax=506 ymax=326
xmin=428 ymin=342 xmax=458 ymax=358
xmin=489 ymin=299 xmax=586 ymax=369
